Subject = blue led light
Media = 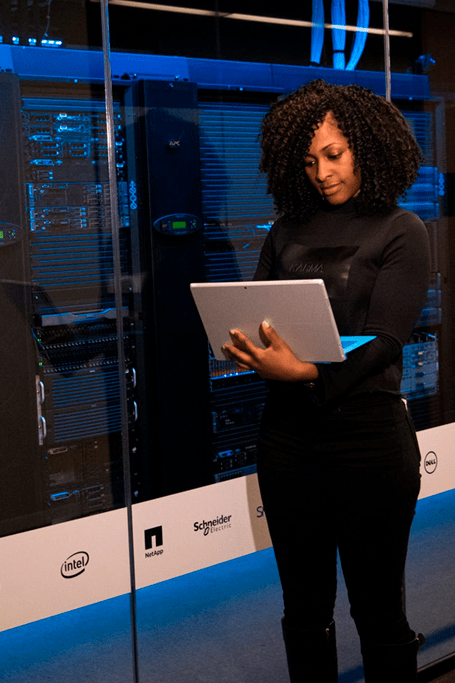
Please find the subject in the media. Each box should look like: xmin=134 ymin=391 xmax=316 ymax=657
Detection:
xmin=41 ymin=39 xmax=63 ymax=47
xmin=438 ymin=172 xmax=445 ymax=197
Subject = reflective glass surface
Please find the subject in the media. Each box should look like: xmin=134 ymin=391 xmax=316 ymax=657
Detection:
xmin=1 ymin=2 xmax=454 ymax=682
xmin=391 ymin=2 xmax=455 ymax=672
xmin=0 ymin=2 xmax=135 ymax=681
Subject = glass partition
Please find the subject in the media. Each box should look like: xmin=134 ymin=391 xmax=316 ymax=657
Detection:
xmin=102 ymin=2 xmax=446 ymax=506
xmin=392 ymin=2 xmax=455 ymax=675
xmin=109 ymin=2 xmax=454 ymax=683
xmin=0 ymin=2 xmax=136 ymax=681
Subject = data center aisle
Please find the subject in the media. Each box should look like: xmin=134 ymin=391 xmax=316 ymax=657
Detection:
xmin=0 ymin=547 xmax=357 ymax=683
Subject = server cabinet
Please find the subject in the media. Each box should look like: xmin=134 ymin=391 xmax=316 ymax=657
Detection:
xmin=24 ymin=87 xmax=132 ymax=526
xmin=0 ymin=76 xmax=136 ymax=534
xmin=125 ymin=80 xmax=212 ymax=500
xmin=197 ymin=98 xmax=275 ymax=484
xmin=394 ymin=103 xmax=448 ymax=430
xmin=0 ymin=74 xmax=42 ymax=535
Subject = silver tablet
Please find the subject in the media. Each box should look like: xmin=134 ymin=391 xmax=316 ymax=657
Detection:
xmin=190 ymin=279 xmax=375 ymax=363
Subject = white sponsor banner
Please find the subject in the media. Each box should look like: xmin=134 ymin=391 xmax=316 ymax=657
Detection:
xmin=1 ymin=422 xmax=453 ymax=633
xmin=132 ymin=473 xmax=271 ymax=590
xmin=0 ymin=508 xmax=131 ymax=632
xmin=418 ymin=422 xmax=455 ymax=500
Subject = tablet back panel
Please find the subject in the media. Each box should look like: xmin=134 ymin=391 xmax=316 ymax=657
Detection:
xmin=191 ymin=279 xmax=347 ymax=363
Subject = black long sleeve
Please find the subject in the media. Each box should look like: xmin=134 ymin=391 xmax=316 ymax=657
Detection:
xmin=254 ymin=200 xmax=431 ymax=407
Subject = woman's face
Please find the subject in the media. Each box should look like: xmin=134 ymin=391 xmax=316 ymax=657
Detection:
xmin=304 ymin=112 xmax=361 ymax=205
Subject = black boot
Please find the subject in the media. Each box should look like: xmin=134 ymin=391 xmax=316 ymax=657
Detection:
xmin=361 ymin=632 xmax=425 ymax=683
xmin=281 ymin=618 xmax=338 ymax=682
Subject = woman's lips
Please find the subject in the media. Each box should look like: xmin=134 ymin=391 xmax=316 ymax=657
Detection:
xmin=321 ymin=183 xmax=341 ymax=195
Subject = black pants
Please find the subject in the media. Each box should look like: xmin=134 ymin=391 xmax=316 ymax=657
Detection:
xmin=257 ymin=392 xmax=421 ymax=644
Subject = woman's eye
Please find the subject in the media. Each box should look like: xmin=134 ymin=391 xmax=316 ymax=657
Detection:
xmin=328 ymin=152 xmax=342 ymax=160
xmin=304 ymin=160 xmax=314 ymax=167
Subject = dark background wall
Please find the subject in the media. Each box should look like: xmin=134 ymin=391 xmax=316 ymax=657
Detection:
xmin=0 ymin=1 xmax=429 ymax=73
xmin=0 ymin=1 xmax=452 ymax=82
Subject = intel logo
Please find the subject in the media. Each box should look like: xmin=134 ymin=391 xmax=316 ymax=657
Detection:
xmin=424 ymin=451 xmax=438 ymax=475
xmin=61 ymin=551 xmax=89 ymax=579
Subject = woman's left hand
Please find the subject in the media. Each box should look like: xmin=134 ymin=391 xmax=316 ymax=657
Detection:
xmin=222 ymin=321 xmax=319 ymax=383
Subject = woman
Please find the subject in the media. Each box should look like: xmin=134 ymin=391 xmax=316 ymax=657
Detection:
xmin=223 ymin=80 xmax=430 ymax=682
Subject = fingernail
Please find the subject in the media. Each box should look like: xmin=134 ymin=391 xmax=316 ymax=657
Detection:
xmin=262 ymin=320 xmax=270 ymax=327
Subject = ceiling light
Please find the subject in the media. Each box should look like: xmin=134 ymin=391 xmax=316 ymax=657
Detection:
xmin=102 ymin=1 xmax=413 ymax=38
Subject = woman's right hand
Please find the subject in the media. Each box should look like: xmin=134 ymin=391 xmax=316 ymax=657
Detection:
xmin=222 ymin=321 xmax=319 ymax=383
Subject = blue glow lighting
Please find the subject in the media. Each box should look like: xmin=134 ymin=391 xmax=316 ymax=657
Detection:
xmin=12 ymin=36 xmax=20 ymax=45
xmin=346 ymin=0 xmax=370 ymax=70
xmin=311 ymin=0 xmax=324 ymax=66
xmin=28 ymin=38 xmax=38 ymax=46
xmin=331 ymin=0 xmax=346 ymax=69
xmin=438 ymin=172 xmax=445 ymax=197
xmin=41 ymin=39 xmax=63 ymax=47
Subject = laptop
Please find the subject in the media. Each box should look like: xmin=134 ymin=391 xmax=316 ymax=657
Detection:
xmin=190 ymin=279 xmax=375 ymax=363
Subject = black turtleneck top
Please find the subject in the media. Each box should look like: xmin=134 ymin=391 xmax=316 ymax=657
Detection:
xmin=254 ymin=199 xmax=431 ymax=409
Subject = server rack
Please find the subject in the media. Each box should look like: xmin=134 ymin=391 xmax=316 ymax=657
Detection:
xmin=0 ymin=73 xmax=42 ymax=535
xmin=23 ymin=90 xmax=132 ymax=525
xmin=0 ymin=76 xmax=136 ymax=534
xmin=124 ymin=80 xmax=212 ymax=501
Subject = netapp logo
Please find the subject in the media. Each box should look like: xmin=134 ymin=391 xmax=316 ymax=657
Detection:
xmin=144 ymin=526 xmax=164 ymax=558
xmin=61 ymin=551 xmax=89 ymax=579
xmin=424 ymin=451 xmax=438 ymax=474
xmin=194 ymin=514 xmax=232 ymax=536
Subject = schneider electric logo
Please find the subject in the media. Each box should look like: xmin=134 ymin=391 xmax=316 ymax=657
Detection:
xmin=144 ymin=526 xmax=164 ymax=558
xmin=194 ymin=514 xmax=232 ymax=536
xmin=61 ymin=551 xmax=89 ymax=579
xmin=424 ymin=451 xmax=438 ymax=474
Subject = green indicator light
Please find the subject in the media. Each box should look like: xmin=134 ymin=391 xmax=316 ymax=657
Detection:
xmin=0 ymin=231 xmax=4 ymax=239
xmin=172 ymin=221 xmax=186 ymax=230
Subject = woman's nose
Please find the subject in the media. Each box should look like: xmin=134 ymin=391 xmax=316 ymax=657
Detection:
xmin=315 ymin=159 xmax=331 ymax=182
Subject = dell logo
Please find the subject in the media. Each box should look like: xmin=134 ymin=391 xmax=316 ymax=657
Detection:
xmin=424 ymin=451 xmax=438 ymax=475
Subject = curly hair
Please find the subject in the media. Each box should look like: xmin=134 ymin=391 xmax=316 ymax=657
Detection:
xmin=260 ymin=79 xmax=423 ymax=220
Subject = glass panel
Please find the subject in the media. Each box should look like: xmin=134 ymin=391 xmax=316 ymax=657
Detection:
xmin=103 ymin=3 xmax=442 ymax=511
xmin=389 ymin=0 xmax=455 ymax=673
xmin=0 ymin=1 xmax=135 ymax=681
xmin=106 ymin=4 xmax=423 ymax=683
xmin=48 ymin=2 xmax=454 ymax=683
